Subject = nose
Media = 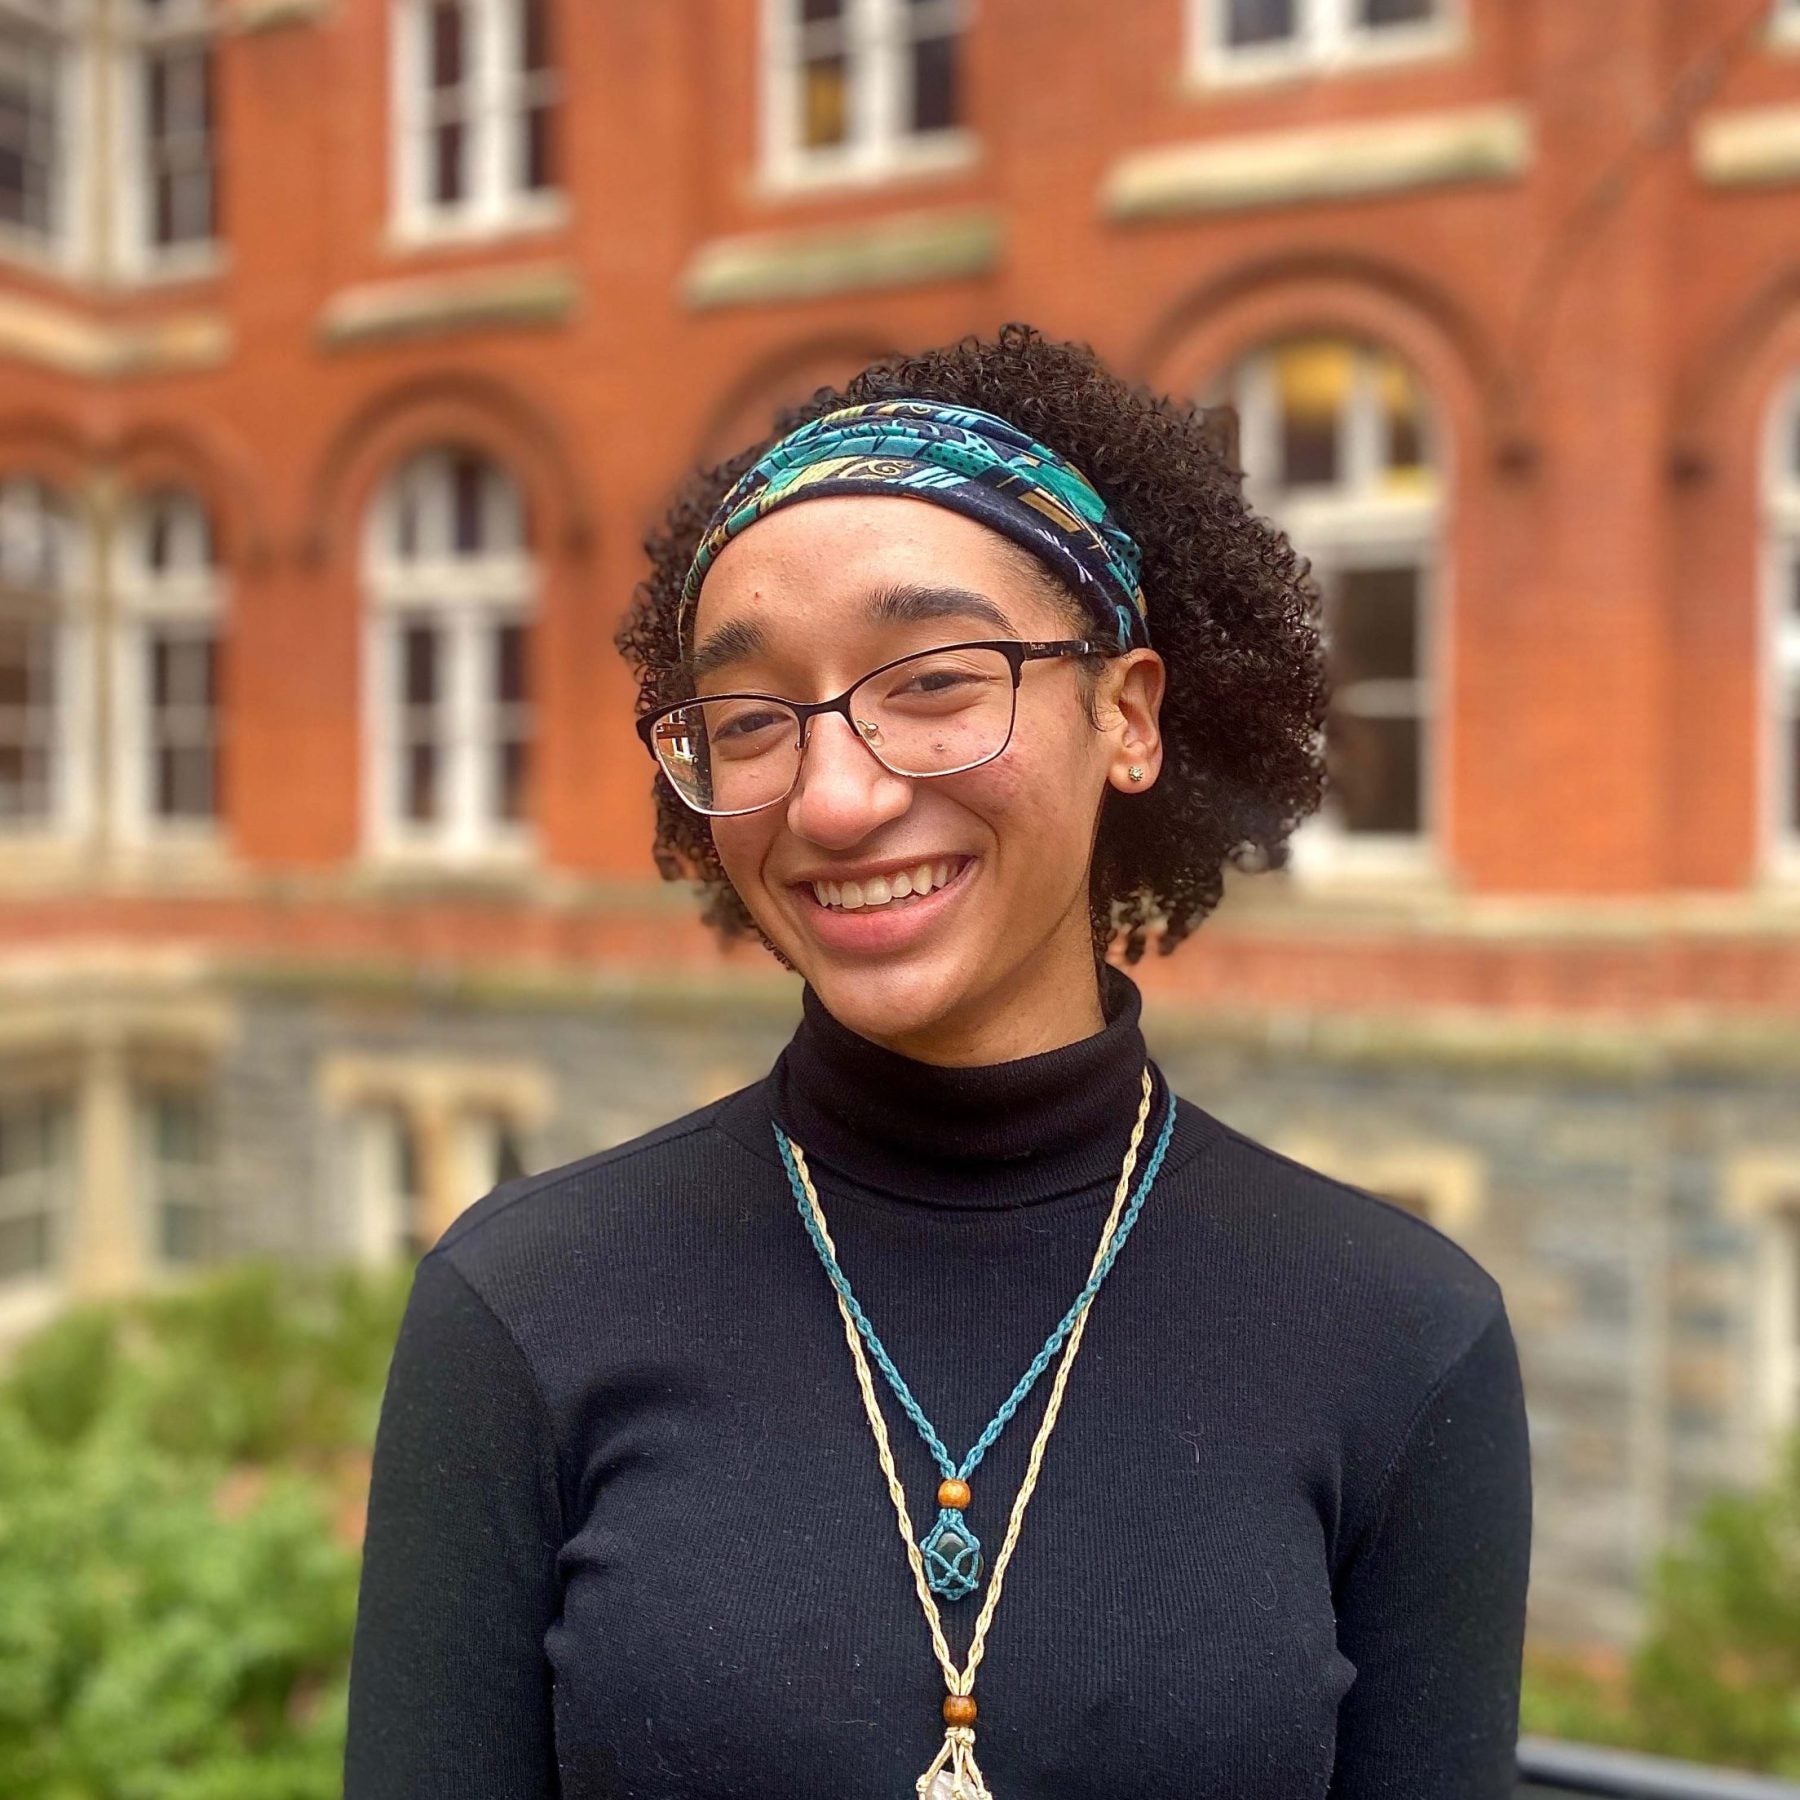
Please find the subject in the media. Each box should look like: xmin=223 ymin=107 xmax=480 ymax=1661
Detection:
xmin=783 ymin=710 xmax=914 ymax=849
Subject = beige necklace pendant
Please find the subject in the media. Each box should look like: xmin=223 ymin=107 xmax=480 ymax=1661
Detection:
xmin=917 ymin=1726 xmax=993 ymax=1800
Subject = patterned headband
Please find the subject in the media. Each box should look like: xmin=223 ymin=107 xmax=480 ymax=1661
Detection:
xmin=676 ymin=399 xmax=1149 ymax=656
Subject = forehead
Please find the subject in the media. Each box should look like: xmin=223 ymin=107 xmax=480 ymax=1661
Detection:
xmin=688 ymin=493 xmax=1073 ymax=650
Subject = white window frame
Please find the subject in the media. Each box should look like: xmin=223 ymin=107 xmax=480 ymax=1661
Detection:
xmin=1223 ymin=340 xmax=1446 ymax=881
xmin=135 ymin=1084 xmax=221 ymax=1269
xmin=1762 ymin=379 xmax=1800 ymax=883
xmin=1772 ymin=0 xmax=1800 ymax=53
xmin=109 ymin=0 xmax=222 ymax=281
xmin=0 ymin=475 xmax=92 ymax=846
xmin=1188 ymin=0 xmax=1463 ymax=90
xmin=361 ymin=449 xmax=536 ymax=867
xmin=389 ymin=0 xmax=564 ymax=246
xmin=112 ymin=489 xmax=223 ymax=845
xmin=0 ymin=0 xmax=94 ymax=277
xmin=759 ymin=0 xmax=975 ymax=193
xmin=0 ymin=1088 xmax=75 ymax=1333
xmin=1751 ymin=1201 xmax=1800 ymax=1454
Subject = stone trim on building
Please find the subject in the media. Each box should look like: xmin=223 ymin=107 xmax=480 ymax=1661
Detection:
xmin=1101 ymin=103 xmax=1532 ymax=221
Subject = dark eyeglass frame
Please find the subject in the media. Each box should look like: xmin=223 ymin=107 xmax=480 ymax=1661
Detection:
xmin=635 ymin=637 xmax=1116 ymax=817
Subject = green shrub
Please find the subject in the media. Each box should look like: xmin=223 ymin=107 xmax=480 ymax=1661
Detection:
xmin=1523 ymin=1429 xmax=1800 ymax=1778
xmin=0 ymin=1259 xmax=414 ymax=1799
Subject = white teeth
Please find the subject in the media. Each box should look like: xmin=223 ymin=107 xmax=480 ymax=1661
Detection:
xmin=810 ymin=857 xmax=968 ymax=910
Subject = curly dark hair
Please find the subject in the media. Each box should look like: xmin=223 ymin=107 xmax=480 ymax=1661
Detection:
xmin=615 ymin=322 xmax=1329 ymax=964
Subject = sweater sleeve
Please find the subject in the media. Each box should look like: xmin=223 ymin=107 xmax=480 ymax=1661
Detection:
xmin=1326 ymin=1301 xmax=1534 ymax=1800
xmin=345 ymin=1249 xmax=565 ymax=1799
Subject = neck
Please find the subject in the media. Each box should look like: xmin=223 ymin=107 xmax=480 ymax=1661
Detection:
xmin=769 ymin=962 xmax=1156 ymax=1207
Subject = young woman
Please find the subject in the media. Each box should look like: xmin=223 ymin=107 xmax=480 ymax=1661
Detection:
xmin=345 ymin=325 xmax=1532 ymax=1799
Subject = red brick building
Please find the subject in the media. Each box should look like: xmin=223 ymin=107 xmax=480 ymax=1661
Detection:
xmin=4 ymin=0 xmax=1800 ymax=1649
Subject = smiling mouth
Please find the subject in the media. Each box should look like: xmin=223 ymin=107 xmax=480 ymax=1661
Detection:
xmin=801 ymin=856 xmax=974 ymax=913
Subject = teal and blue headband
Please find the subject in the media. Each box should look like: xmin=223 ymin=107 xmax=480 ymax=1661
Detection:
xmin=677 ymin=399 xmax=1149 ymax=656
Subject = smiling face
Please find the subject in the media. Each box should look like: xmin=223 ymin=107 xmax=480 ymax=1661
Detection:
xmin=686 ymin=494 xmax=1164 ymax=1065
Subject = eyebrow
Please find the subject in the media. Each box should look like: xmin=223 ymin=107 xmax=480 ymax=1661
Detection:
xmin=687 ymin=582 xmax=1016 ymax=683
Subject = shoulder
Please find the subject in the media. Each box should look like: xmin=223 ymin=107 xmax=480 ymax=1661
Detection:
xmin=1163 ymin=1086 xmax=1506 ymax=1398
xmin=424 ymin=1082 xmax=777 ymax=1317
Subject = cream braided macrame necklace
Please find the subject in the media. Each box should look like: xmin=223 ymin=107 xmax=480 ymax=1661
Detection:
xmin=779 ymin=1066 xmax=1166 ymax=1800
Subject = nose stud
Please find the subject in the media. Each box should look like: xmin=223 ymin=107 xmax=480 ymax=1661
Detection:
xmin=855 ymin=718 xmax=884 ymax=745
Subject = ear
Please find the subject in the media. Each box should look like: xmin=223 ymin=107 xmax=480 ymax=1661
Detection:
xmin=1096 ymin=649 xmax=1165 ymax=794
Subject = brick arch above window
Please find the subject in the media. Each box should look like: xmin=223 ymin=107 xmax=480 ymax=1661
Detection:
xmin=695 ymin=332 xmax=900 ymax=468
xmin=301 ymin=369 xmax=593 ymax=570
xmin=1132 ymin=250 xmax=1509 ymax=476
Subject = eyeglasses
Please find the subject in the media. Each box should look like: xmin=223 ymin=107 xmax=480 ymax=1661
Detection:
xmin=636 ymin=638 xmax=1113 ymax=817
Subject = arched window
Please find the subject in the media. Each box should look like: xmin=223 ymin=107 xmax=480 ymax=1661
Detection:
xmin=0 ymin=474 xmax=86 ymax=834
xmin=1210 ymin=336 xmax=1444 ymax=871
xmin=1765 ymin=379 xmax=1800 ymax=872
xmin=362 ymin=446 xmax=535 ymax=860
xmin=114 ymin=487 xmax=223 ymax=836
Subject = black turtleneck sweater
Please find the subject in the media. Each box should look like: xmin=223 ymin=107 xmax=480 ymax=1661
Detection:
xmin=344 ymin=968 xmax=1532 ymax=1799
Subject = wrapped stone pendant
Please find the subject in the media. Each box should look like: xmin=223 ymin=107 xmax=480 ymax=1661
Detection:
xmin=917 ymin=1725 xmax=992 ymax=1799
xmin=919 ymin=1506 xmax=983 ymax=1602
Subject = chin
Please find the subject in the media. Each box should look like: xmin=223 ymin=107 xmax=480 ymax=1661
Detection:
xmin=787 ymin=947 xmax=988 ymax=1055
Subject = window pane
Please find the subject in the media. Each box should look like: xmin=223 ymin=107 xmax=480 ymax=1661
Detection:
xmin=0 ymin=28 xmax=58 ymax=241
xmin=432 ymin=120 xmax=464 ymax=203
xmin=1227 ymin=0 xmax=1297 ymax=46
xmin=0 ymin=1214 xmax=50 ymax=1279
xmin=0 ymin=619 xmax=53 ymax=824
xmin=405 ymin=742 xmax=438 ymax=822
xmin=801 ymin=52 xmax=849 ymax=149
xmin=1275 ymin=340 xmax=1351 ymax=488
xmin=402 ymin=623 xmax=439 ymax=706
xmin=909 ymin=32 xmax=958 ymax=133
xmin=522 ymin=101 xmax=553 ymax=189
xmin=519 ymin=0 xmax=550 ymax=71
xmin=1375 ymin=351 xmax=1430 ymax=491
xmin=801 ymin=0 xmax=846 ymax=21
xmin=496 ymin=738 xmax=527 ymax=822
xmin=1326 ymin=711 xmax=1421 ymax=834
xmin=494 ymin=621 xmax=527 ymax=704
xmin=1358 ymin=0 xmax=1436 ymax=24
xmin=1331 ymin=566 xmax=1419 ymax=684
xmin=452 ymin=454 xmax=485 ymax=554
xmin=429 ymin=0 xmax=463 ymax=86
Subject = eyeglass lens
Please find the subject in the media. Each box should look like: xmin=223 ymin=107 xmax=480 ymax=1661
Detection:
xmin=651 ymin=644 xmax=1019 ymax=815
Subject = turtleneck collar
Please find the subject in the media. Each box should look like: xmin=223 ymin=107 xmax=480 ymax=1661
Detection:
xmin=766 ymin=963 xmax=1160 ymax=1208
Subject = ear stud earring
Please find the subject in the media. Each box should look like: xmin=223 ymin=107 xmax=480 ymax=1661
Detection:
xmin=1126 ymin=765 xmax=1145 ymax=784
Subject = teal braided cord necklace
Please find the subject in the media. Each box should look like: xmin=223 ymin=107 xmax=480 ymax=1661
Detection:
xmin=773 ymin=1064 xmax=1176 ymax=1603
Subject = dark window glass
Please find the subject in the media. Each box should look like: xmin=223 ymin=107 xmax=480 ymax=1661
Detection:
xmin=801 ymin=0 xmax=845 ymax=21
xmin=497 ymin=738 xmax=527 ymax=822
xmin=493 ymin=1122 xmax=527 ymax=1184
xmin=403 ymin=624 xmax=439 ymax=706
xmin=520 ymin=0 xmax=550 ymax=70
xmin=910 ymin=33 xmax=957 ymax=133
xmin=1790 ymin=556 xmax=1800 ymax=620
xmin=1325 ymin=712 xmax=1421 ymax=834
xmin=1331 ymin=566 xmax=1419 ymax=684
xmin=452 ymin=454 xmax=485 ymax=554
xmin=1227 ymin=0 xmax=1296 ymax=46
xmin=432 ymin=120 xmax=464 ymax=204
xmin=495 ymin=622 xmax=527 ymax=704
xmin=523 ymin=105 xmax=553 ymax=189
xmin=430 ymin=0 xmax=463 ymax=87
xmin=1358 ymin=0 xmax=1435 ymax=25
xmin=405 ymin=742 xmax=438 ymax=822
